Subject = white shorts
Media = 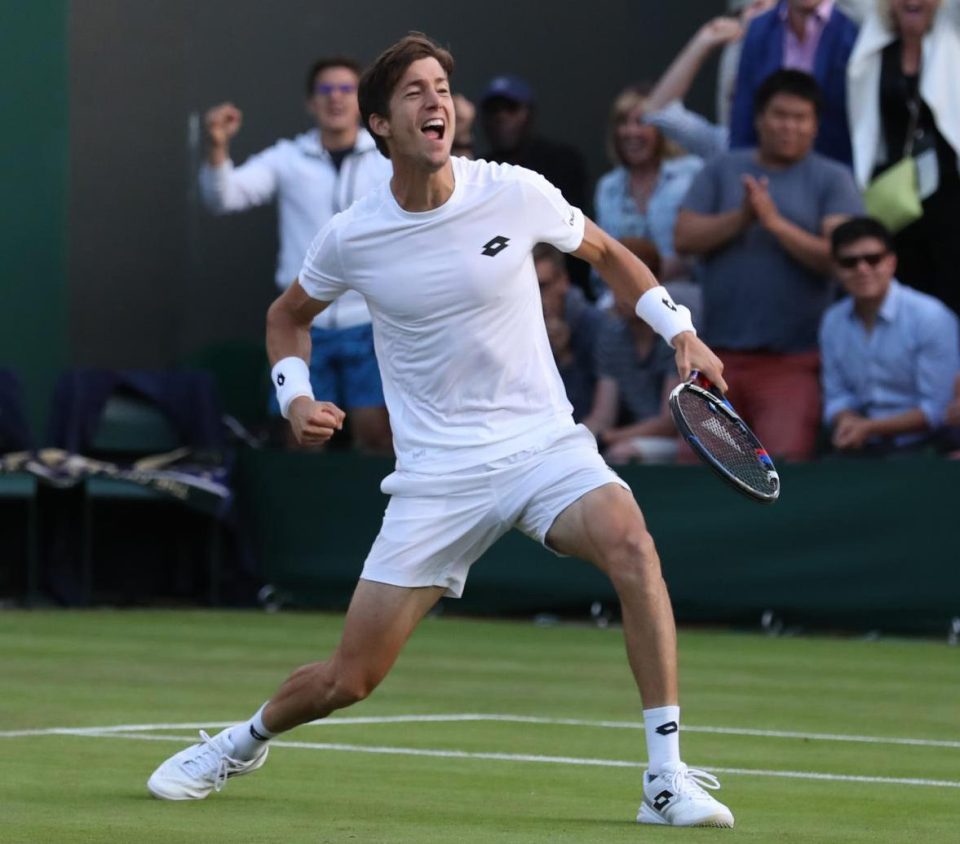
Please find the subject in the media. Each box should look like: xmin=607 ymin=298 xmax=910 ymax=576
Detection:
xmin=361 ymin=425 xmax=629 ymax=598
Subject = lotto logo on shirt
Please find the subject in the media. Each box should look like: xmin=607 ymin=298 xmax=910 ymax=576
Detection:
xmin=481 ymin=235 xmax=510 ymax=257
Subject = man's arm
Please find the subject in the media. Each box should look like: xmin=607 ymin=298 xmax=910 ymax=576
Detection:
xmin=646 ymin=17 xmax=743 ymax=113
xmin=603 ymin=377 xmax=680 ymax=443
xmin=644 ymin=102 xmax=729 ymax=159
xmin=582 ymin=377 xmax=620 ymax=436
xmin=266 ymin=280 xmax=344 ymax=445
xmin=572 ymin=218 xmax=727 ymax=390
xmin=673 ymin=205 xmax=750 ymax=255
xmin=199 ymin=102 xmax=278 ymax=213
xmin=743 ymin=176 xmax=847 ymax=276
xmin=820 ymin=315 xmax=859 ymax=425
xmin=831 ymin=408 xmax=929 ymax=450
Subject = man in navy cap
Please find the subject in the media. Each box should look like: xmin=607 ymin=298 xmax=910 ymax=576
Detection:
xmin=480 ymin=75 xmax=588 ymax=217
xmin=480 ymin=74 xmax=590 ymax=288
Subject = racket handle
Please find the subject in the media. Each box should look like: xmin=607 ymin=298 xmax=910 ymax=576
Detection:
xmin=689 ymin=369 xmax=733 ymax=409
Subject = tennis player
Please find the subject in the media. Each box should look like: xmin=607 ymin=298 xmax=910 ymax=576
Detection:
xmin=147 ymin=33 xmax=734 ymax=829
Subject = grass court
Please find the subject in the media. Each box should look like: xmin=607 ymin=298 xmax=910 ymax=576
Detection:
xmin=1 ymin=610 xmax=957 ymax=843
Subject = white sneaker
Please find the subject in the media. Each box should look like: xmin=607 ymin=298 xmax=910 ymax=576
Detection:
xmin=637 ymin=761 xmax=734 ymax=828
xmin=147 ymin=728 xmax=269 ymax=800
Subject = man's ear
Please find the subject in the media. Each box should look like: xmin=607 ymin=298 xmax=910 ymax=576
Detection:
xmin=369 ymin=113 xmax=391 ymax=143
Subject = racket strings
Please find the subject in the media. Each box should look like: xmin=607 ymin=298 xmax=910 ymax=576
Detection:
xmin=676 ymin=392 xmax=778 ymax=494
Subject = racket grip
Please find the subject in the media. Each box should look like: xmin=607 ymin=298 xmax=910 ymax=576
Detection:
xmin=690 ymin=370 xmax=733 ymax=409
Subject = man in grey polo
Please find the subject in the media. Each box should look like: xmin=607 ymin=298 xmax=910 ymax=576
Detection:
xmin=675 ymin=69 xmax=862 ymax=461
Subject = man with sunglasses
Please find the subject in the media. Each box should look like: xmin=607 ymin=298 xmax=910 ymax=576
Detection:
xmin=820 ymin=216 xmax=960 ymax=454
xmin=199 ymin=57 xmax=393 ymax=453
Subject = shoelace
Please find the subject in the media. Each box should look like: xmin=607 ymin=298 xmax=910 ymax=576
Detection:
xmin=182 ymin=730 xmax=239 ymax=793
xmin=667 ymin=764 xmax=722 ymax=799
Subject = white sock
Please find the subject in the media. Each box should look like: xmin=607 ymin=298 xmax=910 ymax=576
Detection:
xmin=643 ymin=704 xmax=681 ymax=775
xmin=228 ymin=703 xmax=276 ymax=761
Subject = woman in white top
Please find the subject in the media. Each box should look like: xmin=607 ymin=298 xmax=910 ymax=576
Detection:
xmin=847 ymin=0 xmax=960 ymax=314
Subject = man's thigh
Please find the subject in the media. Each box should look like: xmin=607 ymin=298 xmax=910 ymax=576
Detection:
xmin=334 ymin=579 xmax=446 ymax=682
xmin=511 ymin=426 xmax=630 ymax=551
xmin=543 ymin=483 xmax=647 ymax=568
xmin=361 ymin=469 xmax=509 ymax=598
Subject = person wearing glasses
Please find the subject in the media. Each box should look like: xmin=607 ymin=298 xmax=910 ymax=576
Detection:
xmin=199 ymin=57 xmax=393 ymax=453
xmin=820 ymin=216 xmax=959 ymax=455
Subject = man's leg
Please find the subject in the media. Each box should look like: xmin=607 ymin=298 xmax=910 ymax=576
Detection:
xmin=544 ymin=482 xmax=733 ymax=828
xmin=544 ymin=483 xmax=676 ymax=707
xmin=147 ymin=579 xmax=444 ymax=800
xmin=262 ymin=580 xmax=444 ymax=732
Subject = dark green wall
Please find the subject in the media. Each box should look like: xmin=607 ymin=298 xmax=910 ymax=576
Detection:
xmin=67 ymin=0 xmax=725 ymax=370
xmin=0 ymin=3 xmax=69 ymax=435
xmin=237 ymin=452 xmax=960 ymax=635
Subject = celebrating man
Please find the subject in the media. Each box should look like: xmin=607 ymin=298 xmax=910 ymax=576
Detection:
xmin=149 ymin=33 xmax=734 ymax=829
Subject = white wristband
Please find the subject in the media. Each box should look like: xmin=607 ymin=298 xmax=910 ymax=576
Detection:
xmin=271 ymin=357 xmax=314 ymax=420
xmin=634 ymin=287 xmax=697 ymax=347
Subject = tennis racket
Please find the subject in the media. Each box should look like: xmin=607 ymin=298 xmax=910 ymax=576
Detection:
xmin=669 ymin=372 xmax=780 ymax=503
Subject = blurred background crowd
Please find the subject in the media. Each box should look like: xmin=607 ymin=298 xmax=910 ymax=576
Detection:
xmin=194 ymin=0 xmax=960 ymax=464
xmin=4 ymin=0 xmax=960 ymax=466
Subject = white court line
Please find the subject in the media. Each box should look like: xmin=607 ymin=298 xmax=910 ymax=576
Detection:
xmin=2 ymin=713 xmax=957 ymax=749
xmin=7 ymin=729 xmax=959 ymax=790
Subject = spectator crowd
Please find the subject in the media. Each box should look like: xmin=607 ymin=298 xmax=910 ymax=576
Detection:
xmin=200 ymin=0 xmax=960 ymax=462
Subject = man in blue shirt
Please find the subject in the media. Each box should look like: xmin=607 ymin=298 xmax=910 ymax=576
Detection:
xmin=820 ymin=217 xmax=960 ymax=453
xmin=729 ymin=0 xmax=858 ymax=165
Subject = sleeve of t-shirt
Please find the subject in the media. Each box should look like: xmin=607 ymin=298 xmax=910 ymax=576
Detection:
xmin=818 ymin=308 xmax=859 ymax=424
xmin=198 ymin=144 xmax=281 ymax=213
xmin=515 ymin=167 xmax=585 ymax=253
xmin=678 ymin=158 xmax=721 ymax=215
xmin=820 ymin=161 xmax=865 ymax=218
xmin=916 ymin=306 xmax=960 ymax=427
xmin=298 ymin=222 xmax=349 ymax=303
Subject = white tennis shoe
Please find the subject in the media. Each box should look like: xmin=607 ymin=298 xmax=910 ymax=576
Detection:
xmin=637 ymin=761 xmax=735 ymax=827
xmin=147 ymin=728 xmax=268 ymax=800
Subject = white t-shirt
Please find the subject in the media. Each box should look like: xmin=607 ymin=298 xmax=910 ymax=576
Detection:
xmin=299 ymin=156 xmax=586 ymax=473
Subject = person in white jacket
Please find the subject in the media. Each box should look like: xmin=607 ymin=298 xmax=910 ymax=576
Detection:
xmin=199 ymin=57 xmax=394 ymax=453
xmin=846 ymin=0 xmax=960 ymax=316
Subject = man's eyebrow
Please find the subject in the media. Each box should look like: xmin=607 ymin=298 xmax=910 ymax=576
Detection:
xmin=402 ymin=76 xmax=449 ymax=89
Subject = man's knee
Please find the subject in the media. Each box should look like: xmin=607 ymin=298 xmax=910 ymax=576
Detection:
xmin=601 ymin=523 xmax=662 ymax=589
xmin=301 ymin=659 xmax=384 ymax=713
xmin=328 ymin=670 xmax=379 ymax=707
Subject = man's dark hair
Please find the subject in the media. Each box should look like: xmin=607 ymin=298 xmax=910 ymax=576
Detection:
xmin=359 ymin=32 xmax=455 ymax=158
xmin=831 ymin=217 xmax=896 ymax=257
xmin=753 ymin=69 xmax=823 ymax=117
xmin=305 ymin=56 xmax=362 ymax=96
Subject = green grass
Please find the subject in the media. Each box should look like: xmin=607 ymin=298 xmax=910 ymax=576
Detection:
xmin=1 ymin=610 xmax=958 ymax=843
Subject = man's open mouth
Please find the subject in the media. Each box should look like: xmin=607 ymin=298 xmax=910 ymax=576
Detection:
xmin=421 ymin=118 xmax=445 ymax=140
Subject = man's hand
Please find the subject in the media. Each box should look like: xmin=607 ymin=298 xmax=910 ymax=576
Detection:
xmin=694 ymin=16 xmax=743 ymax=50
xmin=204 ymin=103 xmax=243 ymax=164
xmin=672 ymin=332 xmax=727 ymax=392
xmin=742 ymin=175 xmax=781 ymax=230
xmin=946 ymin=374 xmax=960 ymax=427
xmin=288 ymin=397 xmax=345 ymax=446
xmin=832 ymin=412 xmax=873 ymax=450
